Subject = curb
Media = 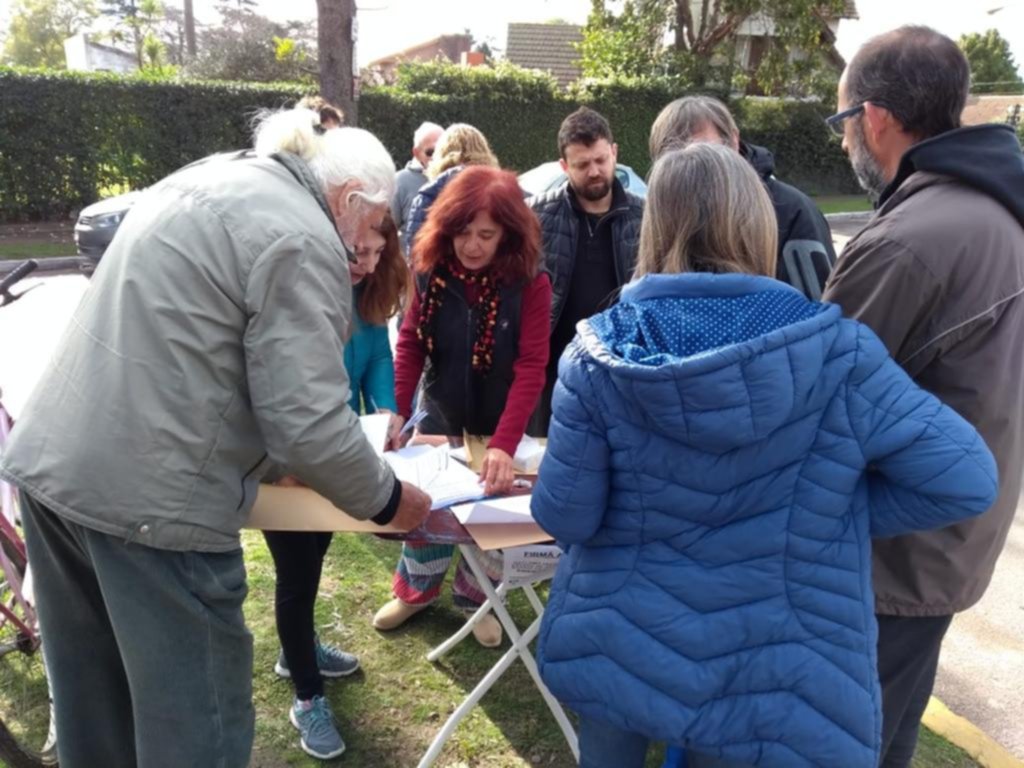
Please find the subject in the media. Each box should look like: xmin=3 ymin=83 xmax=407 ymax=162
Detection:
xmin=823 ymin=211 xmax=872 ymax=225
xmin=923 ymin=697 xmax=1024 ymax=767
xmin=0 ymin=256 xmax=91 ymax=278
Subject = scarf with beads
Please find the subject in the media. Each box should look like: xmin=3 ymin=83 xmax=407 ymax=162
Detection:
xmin=417 ymin=254 xmax=501 ymax=374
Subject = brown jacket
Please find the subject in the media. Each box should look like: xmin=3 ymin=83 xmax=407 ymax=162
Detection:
xmin=824 ymin=125 xmax=1024 ymax=616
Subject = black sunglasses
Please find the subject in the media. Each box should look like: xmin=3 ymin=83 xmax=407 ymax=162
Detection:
xmin=825 ymin=103 xmax=865 ymax=137
xmin=424 ymin=148 xmax=435 ymax=157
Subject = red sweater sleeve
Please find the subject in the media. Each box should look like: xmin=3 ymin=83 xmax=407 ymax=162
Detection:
xmin=488 ymin=272 xmax=553 ymax=456
xmin=393 ymin=288 xmax=426 ymax=419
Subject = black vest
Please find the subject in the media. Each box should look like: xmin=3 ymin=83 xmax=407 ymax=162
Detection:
xmin=417 ymin=272 xmax=523 ymax=436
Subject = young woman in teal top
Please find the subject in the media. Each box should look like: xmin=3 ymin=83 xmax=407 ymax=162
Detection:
xmin=344 ymin=214 xmax=407 ymax=413
xmin=263 ymin=213 xmax=409 ymax=760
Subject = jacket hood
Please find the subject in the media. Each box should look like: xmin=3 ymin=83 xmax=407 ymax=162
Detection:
xmin=881 ymin=124 xmax=1024 ymax=227
xmin=740 ymin=141 xmax=775 ymax=181
xmin=576 ymin=273 xmax=838 ymax=451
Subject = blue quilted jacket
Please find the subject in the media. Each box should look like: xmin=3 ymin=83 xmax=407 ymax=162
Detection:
xmin=532 ymin=273 xmax=998 ymax=767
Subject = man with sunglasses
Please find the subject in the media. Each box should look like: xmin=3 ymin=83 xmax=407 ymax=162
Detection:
xmin=823 ymin=25 xmax=1024 ymax=768
xmin=392 ymin=121 xmax=443 ymax=251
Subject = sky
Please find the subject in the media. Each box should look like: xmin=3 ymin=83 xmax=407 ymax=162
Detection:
xmin=175 ymin=0 xmax=1024 ymax=72
xmin=2 ymin=0 xmax=1022 ymax=74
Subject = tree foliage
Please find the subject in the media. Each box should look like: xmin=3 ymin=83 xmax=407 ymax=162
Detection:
xmin=958 ymin=29 xmax=1023 ymax=95
xmin=182 ymin=6 xmax=316 ymax=83
xmin=579 ymin=0 xmax=846 ymax=97
xmin=1 ymin=0 xmax=97 ymax=68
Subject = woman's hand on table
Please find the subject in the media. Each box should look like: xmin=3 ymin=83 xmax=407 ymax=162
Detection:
xmin=480 ymin=448 xmax=514 ymax=496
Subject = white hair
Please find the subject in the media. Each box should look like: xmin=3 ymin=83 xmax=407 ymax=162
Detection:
xmin=413 ymin=121 xmax=444 ymax=149
xmin=253 ymin=107 xmax=396 ymax=207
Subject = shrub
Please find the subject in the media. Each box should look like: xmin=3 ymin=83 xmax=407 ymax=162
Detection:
xmin=0 ymin=67 xmax=308 ymax=220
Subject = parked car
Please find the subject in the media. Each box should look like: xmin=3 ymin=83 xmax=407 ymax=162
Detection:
xmin=74 ymin=191 xmax=140 ymax=263
xmin=517 ymin=161 xmax=648 ymax=199
xmin=74 ymin=151 xmax=252 ymax=264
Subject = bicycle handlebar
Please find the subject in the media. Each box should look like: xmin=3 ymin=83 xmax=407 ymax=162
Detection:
xmin=0 ymin=259 xmax=39 ymax=301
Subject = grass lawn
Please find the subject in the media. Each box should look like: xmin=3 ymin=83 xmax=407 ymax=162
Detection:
xmin=813 ymin=195 xmax=874 ymax=215
xmin=241 ymin=530 xmax=978 ymax=768
xmin=0 ymin=528 xmax=983 ymax=767
xmin=0 ymin=243 xmax=76 ymax=260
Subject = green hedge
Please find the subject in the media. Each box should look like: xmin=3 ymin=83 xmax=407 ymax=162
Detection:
xmin=0 ymin=67 xmax=309 ymax=220
xmin=0 ymin=65 xmax=859 ymax=221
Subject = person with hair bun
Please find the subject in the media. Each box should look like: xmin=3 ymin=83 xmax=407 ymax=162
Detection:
xmin=0 ymin=103 xmax=431 ymax=767
xmin=372 ymin=165 xmax=552 ymax=648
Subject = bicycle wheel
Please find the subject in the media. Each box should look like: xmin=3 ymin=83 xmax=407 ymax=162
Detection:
xmin=0 ymin=513 xmax=57 ymax=766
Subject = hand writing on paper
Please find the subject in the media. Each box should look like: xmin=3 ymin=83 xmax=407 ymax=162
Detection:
xmin=390 ymin=481 xmax=431 ymax=531
xmin=385 ymin=414 xmax=411 ymax=452
xmin=480 ymin=448 xmax=514 ymax=496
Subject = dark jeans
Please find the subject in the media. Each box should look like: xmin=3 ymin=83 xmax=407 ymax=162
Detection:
xmin=20 ymin=492 xmax=253 ymax=768
xmin=877 ymin=613 xmax=954 ymax=768
xmin=578 ymin=717 xmax=753 ymax=768
xmin=263 ymin=530 xmax=333 ymax=700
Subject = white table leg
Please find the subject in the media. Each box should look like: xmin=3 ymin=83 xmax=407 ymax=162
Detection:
xmin=426 ymin=583 xmax=509 ymax=663
xmin=416 ymin=622 xmax=536 ymax=768
xmin=423 ymin=548 xmax=581 ymax=765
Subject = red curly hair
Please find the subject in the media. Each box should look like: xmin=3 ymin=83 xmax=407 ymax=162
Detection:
xmin=412 ymin=166 xmax=541 ymax=284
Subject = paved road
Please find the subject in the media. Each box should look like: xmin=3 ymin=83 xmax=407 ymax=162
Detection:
xmin=934 ymin=504 xmax=1024 ymax=759
xmin=2 ymin=269 xmax=1022 ymax=757
xmin=825 ymin=213 xmax=1024 ymax=757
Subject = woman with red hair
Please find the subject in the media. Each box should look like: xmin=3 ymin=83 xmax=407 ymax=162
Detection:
xmin=373 ymin=165 xmax=552 ymax=646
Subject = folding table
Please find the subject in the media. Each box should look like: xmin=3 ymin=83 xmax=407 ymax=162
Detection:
xmin=249 ymin=486 xmax=580 ymax=767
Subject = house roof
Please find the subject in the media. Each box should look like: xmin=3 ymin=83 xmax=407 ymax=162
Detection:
xmin=962 ymin=94 xmax=1024 ymax=126
xmin=505 ymin=23 xmax=583 ymax=88
xmin=368 ymin=34 xmax=471 ymax=68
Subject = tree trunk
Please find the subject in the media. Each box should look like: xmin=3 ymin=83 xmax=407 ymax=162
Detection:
xmin=317 ymin=0 xmax=358 ymax=125
xmin=183 ymin=0 xmax=196 ymax=58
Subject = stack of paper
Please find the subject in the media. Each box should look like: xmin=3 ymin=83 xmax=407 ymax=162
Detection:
xmin=463 ymin=434 xmax=547 ymax=474
xmin=512 ymin=436 xmax=546 ymax=473
xmin=384 ymin=444 xmax=485 ymax=510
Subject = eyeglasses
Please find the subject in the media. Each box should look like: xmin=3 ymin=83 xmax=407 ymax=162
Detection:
xmin=825 ymin=104 xmax=865 ymax=137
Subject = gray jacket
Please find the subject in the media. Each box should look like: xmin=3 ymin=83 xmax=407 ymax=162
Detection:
xmin=0 ymin=151 xmax=396 ymax=552
xmin=823 ymin=125 xmax=1024 ymax=616
xmin=391 ymin=158 xmax=427 ymax=242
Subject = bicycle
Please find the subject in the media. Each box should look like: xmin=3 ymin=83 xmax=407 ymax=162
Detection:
xmin=0 ymin=258 xmax=58 ymax=767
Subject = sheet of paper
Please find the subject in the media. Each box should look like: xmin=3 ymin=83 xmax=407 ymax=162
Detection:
xmin=359 ymin=413 xmax=391 ymax=455
xmin=502 ymin=544 xmax=562 ymax=587
xmin=384 ymin=445 xmax=484 ymax=510
xmin=450 ymin=494 xmax=534 ymax=525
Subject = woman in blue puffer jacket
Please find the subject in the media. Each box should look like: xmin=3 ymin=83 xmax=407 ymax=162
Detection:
xmin=531 ymin=143 xmax=998 ymax=768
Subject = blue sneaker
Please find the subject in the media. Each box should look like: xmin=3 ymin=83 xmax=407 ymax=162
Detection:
xmin=275 ymin=638 xmax=360 ymax=679
xmin=289 ymin=695 xmax=346 ymax=760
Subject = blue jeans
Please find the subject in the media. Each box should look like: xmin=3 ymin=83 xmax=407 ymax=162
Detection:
xmin=579 ymin=716 xmax=755 ymax=768
xmin=579 ymin=716 xmax=650 ymax=768
xmin=20 ymin=492 xmax=254 ymax=768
